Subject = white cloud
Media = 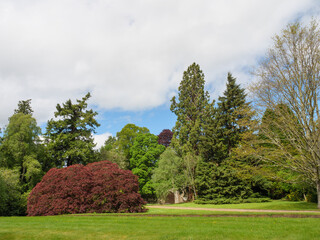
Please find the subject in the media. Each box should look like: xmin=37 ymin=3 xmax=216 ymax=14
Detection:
xmin=93 ymin=132 xmax=113 ymax=149
xmin=0 ymin=0 xmax=319 ymax=127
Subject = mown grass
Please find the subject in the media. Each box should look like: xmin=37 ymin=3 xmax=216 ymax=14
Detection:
xmin=1 ymin=215 xmax=320 ymax=240
xmin=162 ymin=200 xmax=319 ymax=211
xmin=1 ymin=200 xmax=319 ymax=240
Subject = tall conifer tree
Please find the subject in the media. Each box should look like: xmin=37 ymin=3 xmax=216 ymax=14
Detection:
xmin=196 ymin=73 xmax=252 ymax=201
xmin=170 ymin=63 xmax=214 ymax=199
xmin=217 ymin=73 xmax=248 ymax=156
xmin=170 ymin=62 xmax=213 ymax=155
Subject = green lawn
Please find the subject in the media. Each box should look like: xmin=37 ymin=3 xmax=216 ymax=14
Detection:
xmin=1 ymin=215 xmax=320 ymax=240
xmin=1 ymin=200 xmax=319 ymax=240
xmin=160 ymin=200 xmax=319 ymax=211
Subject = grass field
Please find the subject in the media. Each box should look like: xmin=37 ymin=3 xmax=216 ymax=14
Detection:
xmin=175 ymin=200 xmax=319 ymax=211
xmin=0 ymin=200 xmax=319 ymax=240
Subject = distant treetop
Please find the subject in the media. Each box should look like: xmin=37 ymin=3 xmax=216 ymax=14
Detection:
xmin=158 ymin=129 xmax=173 ymax=147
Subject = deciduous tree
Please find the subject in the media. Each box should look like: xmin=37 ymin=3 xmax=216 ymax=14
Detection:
xmin=251 ymin=20 xmax=320 ymax=208
xmin=130 ymin=133 xmax=165 ymax=201
xmin=0 ymin=108 xmax=43 ymax=191
xmin=152 ymin=147 xmax=186 ymax=201
xmin=114 ymin=124 xmax=149 ymax=162
xmin=27 ymin=161 xmax=146 ymax=216
xmin=157 ymin=129 xmax=173 ymax=147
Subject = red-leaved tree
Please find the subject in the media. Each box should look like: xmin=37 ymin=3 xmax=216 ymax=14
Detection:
xmin=27 ymin=161 xmax=146 ymax=216
xmin=158 ymin=129 xmax=173 ymax=147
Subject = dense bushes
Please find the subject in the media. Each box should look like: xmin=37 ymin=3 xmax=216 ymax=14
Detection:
xmin=194 ymin=198 xmax=271 ymax=205
xmin=27 ymin=161 xmax=146 ymax=216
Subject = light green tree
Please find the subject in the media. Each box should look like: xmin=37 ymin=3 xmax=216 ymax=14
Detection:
xmin=251 ymin=20 xmax=320 ymax=208
xmin=130 ymin=133 xmax=165 ymax=200
xmin=0 ymin=111 xmax=42 ymax=191
xmin=0 ymin=168 xmax=24 ymax=216
xmin=152 ymin=148 xmax=186 ymax=201
xmin=114 ymin=123 xmax=149 ymax=162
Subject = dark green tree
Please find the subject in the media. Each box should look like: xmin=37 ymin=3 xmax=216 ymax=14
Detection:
xmin=217 ymin=73 xmax=248 ymax=156
xmin=170 ymin=62 xmax=214 ymax=156
xmin=14 ymin=99 xmax=33 ymax=115
xmin=196 ymin=73 xmax=253 ymax=201
xmin=170 ymin=63 xmax=214 ymax=199
xmin=130 ymin=133 xmax=165 ymax=201
xmin=45 ymin=93 xmax=100 ymax=167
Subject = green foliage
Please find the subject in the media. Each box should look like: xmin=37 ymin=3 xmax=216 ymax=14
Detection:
xmin=251 ymin=20 xmax=320 ymax=208
xmin=98 ymin=136 xmax=129 ymax=169
xmin=22 ymin=155 xmax=42 ymax=190
xmin=14 ymin=99 xmax=33 ymax=115
xmin=170 ymin=62 xmax=213 ymax=155
xmin=101 ymin=149 xmax=128 ymax=169
xmin=217 ymin=73 xmax=248 ymax=155
xmin=115 ymin=123 xmax=149 ymax=161
xmin=152 ymin=148 xmax=186 ymax=201
xmin=130 ymin=133 xmax=165 ymax=200
xmin=196 ymin=163 xmax=253 ymax=201
xmin=45 ymin=93 xmax=100 ymax=167
xmin=101 ymin=136 xmax=116 ymax=151
xmin=0 ymin=113 xmax=41 ymax=169
xmin=0 ymin=168 xmax=25 ymax=216
xmin=196 ymin=73 xmax=254 ymax=201
xmin=194 ymin=197 xmax=271 ymax=205
xmin=170 ymin=63 xmax=214 ymax=199
xmin=0 ymin=112 xmax=43 ymax=192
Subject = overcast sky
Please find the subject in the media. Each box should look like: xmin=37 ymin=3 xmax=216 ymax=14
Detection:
xmin=0 ymin=0 xmax=319 ymax=148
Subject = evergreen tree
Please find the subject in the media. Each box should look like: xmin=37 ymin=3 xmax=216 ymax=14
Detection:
xmin=196 ymin=73 xmax=253 ymax=201
xmin=170 ymin=63 xmax=214 ymax=199
xmin=170 ymin=62 xmax=213 ymax=155
xmin=14 ymin=99 xmax=33 ymax=115
xmin=45 ymin=93 xmax=100 ymax=167
xmin=217 ymin=72 xmax=248 ymax=156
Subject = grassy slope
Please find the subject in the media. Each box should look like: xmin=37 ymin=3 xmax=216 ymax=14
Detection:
xmin=1 ymin=215 xmax=320 ymax=240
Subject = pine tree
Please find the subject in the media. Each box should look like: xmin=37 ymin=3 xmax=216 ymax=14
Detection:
xmin=170 ymin=63 xmax=214 ymax=199
xmin=170 ymin=63 xmax=213 ymax=155
xmin=196 ymin=73 xmax=252 ymax=201
xmin=217 ymin=72 xmax=248 ymax=157
xmin=14 ymin=99 xmax=33 ymax=115
xmin=45 ymin=93 xmax=100 ymax=167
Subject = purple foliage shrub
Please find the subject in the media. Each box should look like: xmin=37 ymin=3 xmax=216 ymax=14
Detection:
xmin=27 ymin=161 xmax=146 ymax=216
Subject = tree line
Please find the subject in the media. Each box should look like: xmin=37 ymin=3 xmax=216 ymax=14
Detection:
xmin=1 ymin=20 xmax=320 ymax=215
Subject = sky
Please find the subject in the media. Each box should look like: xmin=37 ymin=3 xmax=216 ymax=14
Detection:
xmin=0 ymin=0 xmax=319 ymax=148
